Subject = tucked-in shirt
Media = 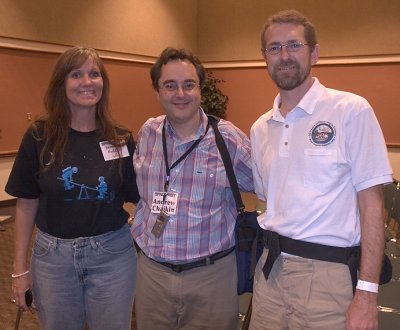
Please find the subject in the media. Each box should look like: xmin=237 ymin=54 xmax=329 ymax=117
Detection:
xmin=132 ymin=110 xmax=253 ymax=262
xmin=251 ymin=78 xmax=392 ymax=247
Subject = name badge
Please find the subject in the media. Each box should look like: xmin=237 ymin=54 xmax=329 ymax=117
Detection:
xmin=99 ymin=141 xmax=129 ymax=161
xmin=151 ymin=211 xmax=170 ymax=238
xmin=151 ymin=191 xmax=178 ymax=215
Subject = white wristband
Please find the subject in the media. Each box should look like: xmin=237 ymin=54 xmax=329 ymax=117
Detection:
xmin=356 ymin=280 xmax=379 ymax=293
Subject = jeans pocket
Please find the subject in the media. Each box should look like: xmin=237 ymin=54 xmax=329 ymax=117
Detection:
xmin=95 ymin=231 xmax=134 ymax=255
xmin=32 ymin=239 xmax=52 ymax=257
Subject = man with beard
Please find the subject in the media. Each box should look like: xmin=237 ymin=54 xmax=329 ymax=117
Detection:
xmin=249 ymin=9 xmax=392 ymax=330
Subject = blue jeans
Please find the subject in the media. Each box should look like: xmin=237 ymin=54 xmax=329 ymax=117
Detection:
xmin=31 ymin=224 xmax=137 ymax=330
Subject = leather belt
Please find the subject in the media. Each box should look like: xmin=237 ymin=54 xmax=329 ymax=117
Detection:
xmin=149 ymin=247 xmax=235 ymax=273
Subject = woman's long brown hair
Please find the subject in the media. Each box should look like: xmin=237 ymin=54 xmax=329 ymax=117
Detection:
xmin=34 ymin=46 xmax=129 ymax=171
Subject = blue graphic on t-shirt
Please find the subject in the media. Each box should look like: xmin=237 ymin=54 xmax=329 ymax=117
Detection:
xmin=96 ymin=176 xmax=108 ymax=200
xmin=58 ymin=166 xmax=112 ymax=202
xmin=61 ymin=166 xmax=78 ymax=190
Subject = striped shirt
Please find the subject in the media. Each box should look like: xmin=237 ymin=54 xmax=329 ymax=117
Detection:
xmin=132 ymin=110 xmax=253 ymax=262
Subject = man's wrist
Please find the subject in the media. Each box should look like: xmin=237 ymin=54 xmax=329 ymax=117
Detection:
xmin=356 ymin=280 xmax=379 ymax=293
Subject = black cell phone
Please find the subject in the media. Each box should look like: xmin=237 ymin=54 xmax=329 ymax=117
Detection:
xmin=25 ymin=289 xmax=33 ymax=307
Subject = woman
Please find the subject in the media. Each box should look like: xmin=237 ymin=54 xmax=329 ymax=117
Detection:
xmin=6 ymin=46 xmax=139 ymax=329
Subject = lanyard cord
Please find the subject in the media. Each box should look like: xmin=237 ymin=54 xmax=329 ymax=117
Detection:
xmin=162 ymin=119 xmax=210 ymax=193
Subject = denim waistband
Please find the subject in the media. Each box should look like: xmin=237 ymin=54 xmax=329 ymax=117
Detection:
xmin=36 ymin=224 xmax=130 ymax=248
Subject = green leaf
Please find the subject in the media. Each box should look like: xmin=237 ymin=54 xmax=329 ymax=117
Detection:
xmin=201 ymin=71 xmax=228 ymax=119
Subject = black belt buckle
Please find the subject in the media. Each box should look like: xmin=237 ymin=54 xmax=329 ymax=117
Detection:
xmin=263 ymin=230 xmax=280 ymax=253
xmin=159 ymin=247 xmax=234 ymax=273
xmin=170 ymin=264 xmax=185 ymax=273
xmin=262 ymin=230 xmax=281 ymax=280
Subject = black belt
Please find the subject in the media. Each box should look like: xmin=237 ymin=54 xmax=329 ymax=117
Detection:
xmin=149 ymin=247 xmax=235 ymax=273
xmin=262 ymin=230 xmax=360 ymax=293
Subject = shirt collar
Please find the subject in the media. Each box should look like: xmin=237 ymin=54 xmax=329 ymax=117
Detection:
xmin=268 ymin=77 xmax=325 ymax=121
xmin=164 ymin=108 xmax=208 ymax=143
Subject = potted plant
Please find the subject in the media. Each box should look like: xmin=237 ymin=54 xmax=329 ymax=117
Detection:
xmin=201 ymin=71 xmax=228 ymax=119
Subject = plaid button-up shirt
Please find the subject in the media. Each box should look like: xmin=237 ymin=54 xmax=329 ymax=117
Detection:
xmin=132 ymin=110 xmax=253 ymax=262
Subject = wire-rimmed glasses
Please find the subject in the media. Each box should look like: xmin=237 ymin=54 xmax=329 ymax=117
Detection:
xmin=262 ymin=41 xmax=310 ymax=56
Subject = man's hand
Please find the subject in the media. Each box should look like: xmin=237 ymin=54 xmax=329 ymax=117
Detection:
xmin=346 ymin=290 xmax=378 ymax=330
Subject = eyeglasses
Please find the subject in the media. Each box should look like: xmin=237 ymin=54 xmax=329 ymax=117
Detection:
xmin=262 ymin=41 xmax=310 ymax=56
xmin=159 ymin=81 xmax=199 ymax=93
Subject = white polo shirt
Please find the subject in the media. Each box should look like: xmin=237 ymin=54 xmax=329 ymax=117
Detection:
xmin=251 ymin=78 xmax=392 ymax=247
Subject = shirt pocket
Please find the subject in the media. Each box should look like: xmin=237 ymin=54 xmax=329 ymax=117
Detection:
xmin=303 ymin=148 xmax=338 ymax=194
xmin=189 ymin=147 xmax=228 ymax=202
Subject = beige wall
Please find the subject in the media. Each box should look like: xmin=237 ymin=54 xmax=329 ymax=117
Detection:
xmin=389 ymin=149 xmax=400 ymax=180
xmin=0 ymin=0 xmax=198 ymax=57
xmin=1 ymin=0 xmax=399 ymax=61
xmin=0 ymin=157 xmax=14 ymax=201
xmin=197 ymin=0 xmax=400 ymax=61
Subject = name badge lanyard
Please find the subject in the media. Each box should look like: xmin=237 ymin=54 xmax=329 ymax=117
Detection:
xmin=151 ymin=120 xmax=210 ymax=238
xmin=162 ymin=120 xmax=210 ymax=196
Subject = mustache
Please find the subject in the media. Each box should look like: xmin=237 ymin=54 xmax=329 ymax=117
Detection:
xmin=277 ymin=59 xmax=299 ymax=68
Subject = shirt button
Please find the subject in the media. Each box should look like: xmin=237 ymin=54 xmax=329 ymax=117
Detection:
xmin=285 ymin=124 xmax=289 ymax=128
xmin=284 ymin=142 xmax=288 ymax=146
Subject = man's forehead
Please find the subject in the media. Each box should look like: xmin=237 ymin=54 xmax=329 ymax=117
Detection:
xmin=265 ymin=23 xmax=305 ymax=43
xmin=160 ymin=60 xmax=196 ymax=77
xmin=163 ymin=58 xmax=191 ymax=67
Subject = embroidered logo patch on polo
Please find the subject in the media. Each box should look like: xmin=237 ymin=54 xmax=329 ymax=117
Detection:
xmin=309 ymin=121 xmax=336 ymax=146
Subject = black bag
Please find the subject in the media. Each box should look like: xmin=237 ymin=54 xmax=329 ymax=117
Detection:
xmin=379 ymin=253 xmax=392 ymax=285
xmin=235 ymin=210 xmax=264 ymax=294
xmin=348 ymin=245 xmax=392 ymax=292
xmin=208 ymin=115 xmax=264 ymax=295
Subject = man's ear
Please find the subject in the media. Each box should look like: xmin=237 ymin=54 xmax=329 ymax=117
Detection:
xmin=261 ymin=49 xmax=267 ymax=62
xmin=311 ymin=44 xmax=320 ymax=65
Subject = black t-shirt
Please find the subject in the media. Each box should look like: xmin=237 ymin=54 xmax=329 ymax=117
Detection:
xmin=6 ymin=125 xmax=139 ymax=238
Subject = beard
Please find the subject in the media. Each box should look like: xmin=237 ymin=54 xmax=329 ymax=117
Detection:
xmin=269 ymin=58 xmax=311 ymax=91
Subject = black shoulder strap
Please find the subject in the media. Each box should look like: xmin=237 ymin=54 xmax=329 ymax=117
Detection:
xmin=207 ymin=115 xmax=245 ymax=212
